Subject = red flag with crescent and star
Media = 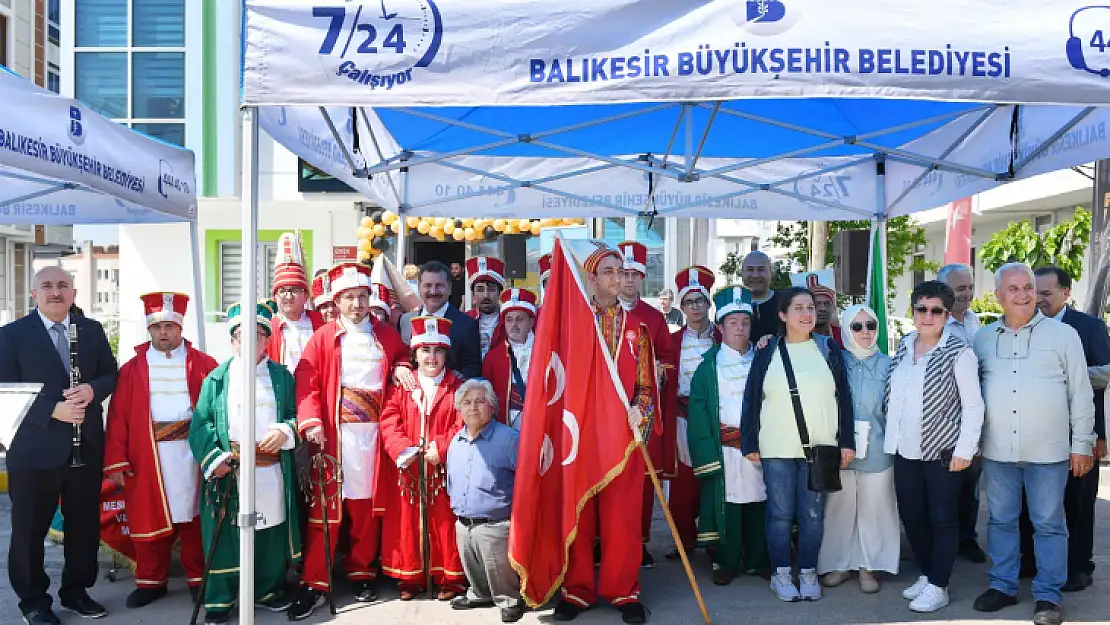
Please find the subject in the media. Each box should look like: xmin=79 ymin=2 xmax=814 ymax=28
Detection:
xmin=508 ymin=238 xmax=638 ymax=608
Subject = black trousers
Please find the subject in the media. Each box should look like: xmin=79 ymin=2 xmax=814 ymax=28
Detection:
xmin=1019 ymin=468 xmax=1099 ymax=576
xmin=893 ymin=455 xmax=963 ymax=588
xmin=7 ymin=464 xmax=102 ymax=613
xmin=957 ymin=456 xmax=983 ymax=544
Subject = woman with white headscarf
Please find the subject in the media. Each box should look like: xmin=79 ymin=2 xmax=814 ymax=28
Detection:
xmin=816 ymin=304 xmax=900 ymax=593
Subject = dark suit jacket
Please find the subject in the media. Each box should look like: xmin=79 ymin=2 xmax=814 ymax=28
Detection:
xmin=0 ymin=311 xmax=118 ymax=469
xmin=399 ymin=305 xmax=482 ymax=380
xmin=1061 ymin=306 xmax=1110 ymax=440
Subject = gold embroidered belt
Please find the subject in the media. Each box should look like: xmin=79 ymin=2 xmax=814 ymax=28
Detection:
xmin=230 ymin=442 xmax=281 ymax=467
xmin=720 ymin=425 xmax=742 ymax=449
xmin=340 ymin=387 xmax=383 ymax=424
xmin=154 ymin=419 xmax=191 ymax=442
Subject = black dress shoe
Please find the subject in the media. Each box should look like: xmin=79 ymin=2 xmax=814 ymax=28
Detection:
xmin=958 ymin=540 xmax=988 ymax=563
xmin=973 ymin=588 xmax=1019 ymax=612
xmin=640 ymin=546 xmax=655 ymax=569
xmin=619 ymin=602 xmax=648 ymax=624
xmin=553 ymin=599 xmax=583 ymax=621
xmin=204 ymin=610 xmax=229 ymax=625
xmin=712 ymin=567 xmax=735 ymax=586
xmin=21 ymin=608 xmax=61 ymax=625
xmin=450 ymin=596 xmax=494 ymax=610
xmin=126 ymin=586 xmax=167 ymax=608
xmin=501 ymin=605 xmax=525 ymax=623
xmin=1033 ymin=600 xmax=1062 ymax=625
xmin=59 ymin=594 xmax=108 ymax=619
xmin=1062 ymin=571 xmax=1093 ymax=592
xmin=352 ymin=580 xmax=378 ymax=603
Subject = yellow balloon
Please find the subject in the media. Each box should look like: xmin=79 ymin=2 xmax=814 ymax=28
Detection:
xmin=416 ymin=221 xmax=430 ymax=235
xmin=433 ymin=217 xmax=447 ymax=227
xmin=357 ymin=238 xmax=372 ymax=251
xmin=505 ymin=223 xmax=518 ymax=235
xmin=355 ymin=226 xmax=368 ymax=240
xmin=530 ymin=222 xmax=542 ymax=235
xmin=381 ymin=211 xmax=396 ymax=225
xmin=390 ymin=220 xmax=401 ymax=234
xmin=434 ymin=230 xmax=446 ymax=242
xmin=444 ymin=222 xmax=456 ymax=235
xmin=360 ymin=216 xmax=374 ymax=229
xmin=452 ymin=228 xmax=466 ymax=241
xmin=517 ymin=218 xmax=531 ymax=230
xmin=493 ymin=218 xmax=506 ymax=232
xmin=430 ymin=225 xmax=443 ymax=239
xmin=462 ymin=217 xmax=475 ymax=228
xmin=464 ymin=227 xmax=476 ymax=240
xmin=357 ymin=249 xmax=371 ymax=262
xmin=406 ymin=216 xmax=420 ymax=228
xmin=370 ymin=224 xmax=385 ymax=237
xmin=540 ymin=218 xmax=555 ymax=228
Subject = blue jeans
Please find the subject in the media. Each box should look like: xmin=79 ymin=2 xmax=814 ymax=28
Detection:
xmin=762 ymin=458 xmax=825 ymax=570
xmin=982 ymin=459 xmax=1069 ymax=604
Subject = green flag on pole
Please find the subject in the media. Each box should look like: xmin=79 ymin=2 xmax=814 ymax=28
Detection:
xmin=867 ymin=225 xmax=890 ymax=354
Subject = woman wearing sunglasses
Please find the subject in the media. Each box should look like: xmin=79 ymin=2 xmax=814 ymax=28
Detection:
xmin=883 ymin=281 xmax=984 ymax=614
xmin=817 ymin=305 xmax=900 ymax=594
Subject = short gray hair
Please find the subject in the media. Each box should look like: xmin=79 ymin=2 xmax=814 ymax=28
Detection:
xmin=994 ymin=262 xmax=1035 ymax=290
xmin=936 ymin=263 xmax=973 ymax=284
xmin=657 ymin=288 xmax=674 ymax=298
xmin=454 ymin=378 xmax=499 ymax=414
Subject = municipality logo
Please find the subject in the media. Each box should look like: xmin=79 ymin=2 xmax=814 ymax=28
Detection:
xmin=746 ymin=0 xmax=785 ymax=23
xmin=739 ymin=0 xmax=799 ymax=36
xmin=313 ymin=0 xmax=444 ymax=92
xmin=68 ymin=105 xmax=86 ymax=146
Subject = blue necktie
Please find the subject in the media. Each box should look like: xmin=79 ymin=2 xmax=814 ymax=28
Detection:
xmin=52 ymin=322 xmax=70 ymax=376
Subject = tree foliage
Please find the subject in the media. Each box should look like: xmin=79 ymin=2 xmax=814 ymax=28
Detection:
xmin=977 ymin=208 xmax=1091 ymax=280
xmin=766 ymin=217 xmax=937 ymax=290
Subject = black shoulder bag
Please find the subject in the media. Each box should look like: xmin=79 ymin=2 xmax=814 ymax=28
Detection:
xmin=777 ymin=339 xmax=842 ymax=493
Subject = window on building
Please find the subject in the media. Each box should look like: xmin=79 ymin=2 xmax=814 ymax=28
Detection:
xmin=297 ymin=159 xmax=356 ymax=193
xmin=1034 ymin=215 xmax=1053 ymax=233
xmin=47 ymin=63 xmax=61 ymax=94
xmin=75 ymin=52 xmax=128 ymax=118
xmin=48 ymin=0 xmax=61 ymax=24
xmin=133 ymin=0 xmax=185 ymax=46
xmin=132 ymin=122 xmax=185 ymax=147
xmin=13 ymin=244 xmax=27 ymax=317
xmin=113 ymin=269 xmax=119 ymax=282
xmin=48 ymin=24 xmax=60 ymax=46
xmin=132 ymin=52 xmax=184 ymax=118
xmin=0 ymin=14 xmax=8 ymax=68
xmin=76 ymin=0 xmax=128 ymax=47
xmin=219 ymin=241 xmax=278 ymax=312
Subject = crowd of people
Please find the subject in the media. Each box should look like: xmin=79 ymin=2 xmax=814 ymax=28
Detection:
xmin=0 ymin=232 xmax=1105 ymax=625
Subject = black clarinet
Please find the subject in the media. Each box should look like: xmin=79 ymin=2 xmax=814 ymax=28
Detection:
xmin=69 ymin=322 xmax=83 ymax=468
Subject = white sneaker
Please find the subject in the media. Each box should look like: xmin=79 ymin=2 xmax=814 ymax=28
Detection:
xmin=902 ymin=575 xmax=930 ymax=600
xmin=798 ymin=569 xmax=822 ymax=601
xmin=770 ymin=567 xmax=800 ymax=602
xmin=908 ymin=584 xmax=949 ymax=613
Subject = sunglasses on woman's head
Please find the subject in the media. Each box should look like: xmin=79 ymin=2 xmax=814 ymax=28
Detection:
xmin=850 ymin=321 xmax=878 ymax=332
xmin=913 ymin=305 xmax=947 ymax=316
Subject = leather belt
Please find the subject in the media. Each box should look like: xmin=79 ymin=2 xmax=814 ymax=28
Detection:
xmin=457 ymin=516 xmax=505 ymax=527
xmin=720 ymin=425 xmax=742 ymax=449
xmin=153 ymin=419 xmax=191 ymax=442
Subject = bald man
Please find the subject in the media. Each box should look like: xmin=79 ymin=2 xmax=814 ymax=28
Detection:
xmin=1 ymin=267 xmax=119 ymax=623
xmin=740 ymin=252 xmax=783 ymax=343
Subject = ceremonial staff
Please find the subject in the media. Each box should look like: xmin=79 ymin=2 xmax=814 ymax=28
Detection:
xmin=190 ymin=460 xmax=238 ymax=625
xmin=417 ymin=437 xmax=433 ymax=599
xmin=310 ymin=450 xmax=342 ymax=615
xmin=68 ymin=322 xmax=83 ymax=467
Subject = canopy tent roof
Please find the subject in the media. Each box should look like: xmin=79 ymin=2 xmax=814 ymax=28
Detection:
xmin=0 ymin=68 xmax=198 ymax=225
xmin=243 ymin=0 xmax=1110 ymax=221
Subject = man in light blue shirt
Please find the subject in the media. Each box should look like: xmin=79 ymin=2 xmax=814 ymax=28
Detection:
xmin=446 ymin=378 xmax=522 ymax=622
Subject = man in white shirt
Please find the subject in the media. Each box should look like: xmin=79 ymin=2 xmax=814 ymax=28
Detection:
xmin=937 ymin=262 xmax=986 ymax=563
xmin=464 ymin=256 xmax=507 ymax=359
xmin=267 ymin=232 xmax=325 ymax=373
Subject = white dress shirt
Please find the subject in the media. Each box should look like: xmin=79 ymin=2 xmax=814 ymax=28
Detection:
xmin=716 ymin=344 xmax=765 ymax=504
xmin=508 ymin=332 xmax=534 ymax=429
xmin=945 ymin=309 xmax=981 ymax=344
xmin=147 ymin=343 xmax=199 ymax=523
xmin=279 ymin=313 xmax=315 ymax=373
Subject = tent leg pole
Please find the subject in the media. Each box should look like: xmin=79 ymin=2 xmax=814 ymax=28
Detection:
xmin=189 ymin=220 xmax=206 ymax=353
xmin=395 ymin=162 xmax=408 ymax=268
xmin=868 ymin=156 xmax=889 ymax=353
xmin=237 ymin=105 xmax=260 ymax=625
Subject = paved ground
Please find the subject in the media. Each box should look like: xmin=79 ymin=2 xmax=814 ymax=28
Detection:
xmin=2 ymin=472 xmax=1109 ymax=625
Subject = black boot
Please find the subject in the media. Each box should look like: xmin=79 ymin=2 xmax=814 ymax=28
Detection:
xmin=126 ymin=586 xmax=167 ymax=608
xmin=286 ymin=588 xmax=324 ymax=621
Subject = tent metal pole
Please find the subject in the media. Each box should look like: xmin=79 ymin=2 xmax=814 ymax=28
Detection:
xmin=356 ymin=108 xmax=405 ymax=208
xmin=396 ymin=159 xmax=408 ymax=268
xmin=1011 ymin=106 xmax=1095 ymax=171
xmin=319 ymin=107 xmax=363 ymax=176
xmin=237 ymin=105 xmax=260 ymax=625
xmin=189 ymin=219 xmax=207 ymax=353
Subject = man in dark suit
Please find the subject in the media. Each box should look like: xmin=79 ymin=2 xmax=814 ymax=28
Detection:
xmin=1032 ymin=266 xmax=1109 ymax=593
xmin=1 ymin=266 xmax=119 ymax=624
xmin=399 ymin=261 xmax=482 ymax=379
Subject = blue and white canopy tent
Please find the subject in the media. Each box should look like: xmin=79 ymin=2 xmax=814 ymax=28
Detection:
xmin=237 ymin=1 xmax=1110 ymax=621
xmin=0 ymin=68 xmax=204 ymax=349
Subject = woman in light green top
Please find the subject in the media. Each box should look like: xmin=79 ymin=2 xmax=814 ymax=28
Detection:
xmin=740 ymin=287 xmax=855 ymax=603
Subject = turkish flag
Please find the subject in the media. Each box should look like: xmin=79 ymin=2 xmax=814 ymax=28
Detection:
xmin=944 ymin=197 xmax=973 ymax=265
xmin=508 ymin=239 xmax=637 ymax=608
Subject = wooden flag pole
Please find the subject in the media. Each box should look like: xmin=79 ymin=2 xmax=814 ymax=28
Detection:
xmin=639 ymin=444 xmax=711 ymax=625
